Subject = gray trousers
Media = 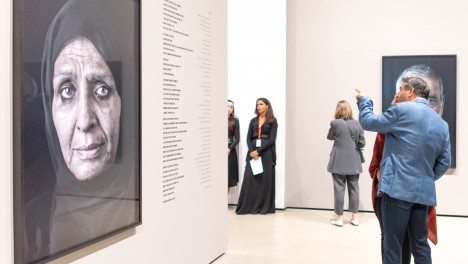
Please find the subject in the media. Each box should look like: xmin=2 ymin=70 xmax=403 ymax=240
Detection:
xmin=332 ymin=173 xmax=360 ymax=215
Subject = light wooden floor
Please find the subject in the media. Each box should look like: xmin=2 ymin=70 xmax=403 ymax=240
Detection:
xmin=213 ymin=207 xmax=468 ymax=264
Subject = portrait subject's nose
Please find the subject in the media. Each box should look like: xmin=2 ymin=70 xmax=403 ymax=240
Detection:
xmin=76 ymin=87 xmax=97 ymax=133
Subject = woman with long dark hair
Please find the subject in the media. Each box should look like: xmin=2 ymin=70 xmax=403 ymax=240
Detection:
xmin=228 ymin=100 xmax=240 ymax=190
xmin=236 ymin=98 xmax=277 ymax=214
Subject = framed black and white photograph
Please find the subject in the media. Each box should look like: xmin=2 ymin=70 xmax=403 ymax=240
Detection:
xmin=13 ymin=0 xmax=141 ymax=263
xmin=382 ymin=55 xmax=456 ymax=168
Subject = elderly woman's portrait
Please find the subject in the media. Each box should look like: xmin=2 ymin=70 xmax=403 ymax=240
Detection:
xmin=52 ymin=35 xmax=121 ymax=181
xmin=14 ymin=0 xmax=141 ymax=263
xmin=382 ymin=55 xmax=456 ymax=168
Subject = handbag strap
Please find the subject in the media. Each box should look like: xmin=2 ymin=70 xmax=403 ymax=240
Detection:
xmin=342 ymin=119 xmax=359 ymax=149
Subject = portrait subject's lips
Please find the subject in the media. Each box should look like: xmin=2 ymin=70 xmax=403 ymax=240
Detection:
xmin=73 ymin=142 xmax=104 ymax=160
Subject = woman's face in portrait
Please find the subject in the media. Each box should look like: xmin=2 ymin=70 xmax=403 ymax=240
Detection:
xmin=256 ymin=100 xmax=268 ymax=115
xmin=227 ymin=101 xmax=234 ymax=116
xmin=52 ymin=36 xmax=121 ymax=181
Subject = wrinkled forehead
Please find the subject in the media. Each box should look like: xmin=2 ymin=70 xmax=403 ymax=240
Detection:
xmin=55 ymin=36 xmax=105 ymax=63
xmin=53 ymin=37 xmax=113 ymax=87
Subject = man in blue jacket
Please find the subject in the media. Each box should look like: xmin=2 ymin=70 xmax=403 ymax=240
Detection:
xmin=356 ymin=76 xmax=451 ymax=264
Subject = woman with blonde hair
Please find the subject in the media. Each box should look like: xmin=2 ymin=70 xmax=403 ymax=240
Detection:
xmin=327 ymin=100 xmax=365 ymax=226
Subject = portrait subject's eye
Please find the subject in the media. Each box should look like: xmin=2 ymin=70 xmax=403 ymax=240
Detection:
xmin=428 ymin=97 xmax=439 ymax=105
xmin=95 ymin=84 xmax=111 ymax=100
xmin=59 ymin=85 xmax=76 ymax=102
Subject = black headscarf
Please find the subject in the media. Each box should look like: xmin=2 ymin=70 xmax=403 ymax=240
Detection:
xmin=42 ymin=0 xmax=139 ymax=199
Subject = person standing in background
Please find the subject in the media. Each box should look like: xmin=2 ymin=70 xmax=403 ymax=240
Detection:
xmin=236 ymin=98 xmax=278 ymax=215
xmin=327 ymin=100 xmax=365 ymax=227
xmin=228 ymin=100 xmax=240 ymax=191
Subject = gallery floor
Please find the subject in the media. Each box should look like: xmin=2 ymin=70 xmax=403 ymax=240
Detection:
xmin=213 ymin=206 xmax=468 ymax=264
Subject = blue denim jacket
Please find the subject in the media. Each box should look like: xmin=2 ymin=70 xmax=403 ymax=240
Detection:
xmin=357 ymin=96 xmax=451 ymax=206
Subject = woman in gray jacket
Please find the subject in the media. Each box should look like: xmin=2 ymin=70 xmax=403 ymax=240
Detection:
xmin=327 ymin=100 xmax=365 ymax=227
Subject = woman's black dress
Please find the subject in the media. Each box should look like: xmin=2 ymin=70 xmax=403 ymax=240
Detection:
xmin=236 ymin=117 xmax=278 ymax=214
xmin=228 ymin=117 xmax=240 ymax=188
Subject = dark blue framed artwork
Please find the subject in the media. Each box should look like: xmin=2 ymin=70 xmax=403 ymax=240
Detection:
xmin=382 ymin=55 xmax=456 ymax=168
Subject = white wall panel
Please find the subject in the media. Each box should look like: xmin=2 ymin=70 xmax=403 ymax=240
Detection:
xmin=0 ymin=0 xmax=13 ymax=262
xmin=287 ymin=0 xmax=467 ymax=216
xmin=1 ymin=0 xmax=227 ymax=263
xmin=228 ymin=0 xmax=287 ymax=209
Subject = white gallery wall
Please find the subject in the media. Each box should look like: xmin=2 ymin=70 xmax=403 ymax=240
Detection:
xmin=1 ymin=0 xmax=227 ymax=263
xmin=286 ymin=0 xmax=468 ymax=216
xmin=0 ymin=0 xmax=13 ymax=262
xmin=228 ymin=0 xmax=287 ymax=208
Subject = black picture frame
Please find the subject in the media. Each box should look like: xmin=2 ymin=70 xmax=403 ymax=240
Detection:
xmin=382 ymin=55 xmax=456 ymax=168
xmin=13 ymin=0 xmax=142 ymax=263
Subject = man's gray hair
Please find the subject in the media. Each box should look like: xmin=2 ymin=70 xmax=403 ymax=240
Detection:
xmin=401 ymin=77 xmax=429 ymax=99
xmin=395 ymin=64 xmax=444 ymax=95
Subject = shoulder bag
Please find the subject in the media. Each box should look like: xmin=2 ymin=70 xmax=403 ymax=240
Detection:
xmin=342 ymin=119 xmax=365 ymax=163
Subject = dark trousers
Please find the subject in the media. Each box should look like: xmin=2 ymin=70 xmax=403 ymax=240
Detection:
xmin=375 ymin=196 xmax=411 ymax=264
xmin=381 ymin=194 xmax=431 ymax=264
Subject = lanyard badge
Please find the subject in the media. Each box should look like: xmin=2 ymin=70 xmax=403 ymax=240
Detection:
xmin=257 ymin=125 xmax=262 ymax=147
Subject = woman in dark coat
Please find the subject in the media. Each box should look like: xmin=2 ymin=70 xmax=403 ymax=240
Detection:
xmin=228 ymin=100 xmax=240 ymax=189
xmin=236 ymin=98 xmax=277 ymax=215
xmin=327 ymin=100 xmax=365 ymax=226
